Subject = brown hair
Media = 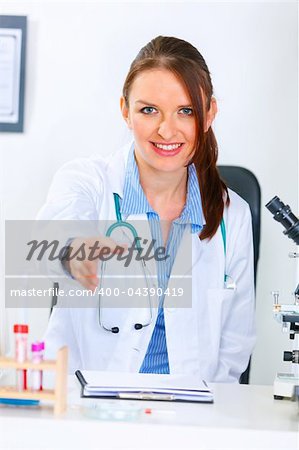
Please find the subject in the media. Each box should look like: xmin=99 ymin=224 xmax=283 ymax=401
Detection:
xmin=122 ymin=36 xmax=229 ymax=240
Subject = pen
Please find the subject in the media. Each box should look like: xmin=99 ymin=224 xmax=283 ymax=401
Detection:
xmin=144 ymin=408 xmax=176 ymax=416
xmin=118 ymin=393 xmax=176 ymax=401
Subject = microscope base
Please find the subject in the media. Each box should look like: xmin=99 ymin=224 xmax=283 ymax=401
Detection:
xmin=273 ymin=373 xmax=299 ymax=400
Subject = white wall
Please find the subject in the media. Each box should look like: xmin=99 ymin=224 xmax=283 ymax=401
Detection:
xmin=0 ymin=1 xmax=298 ymax=384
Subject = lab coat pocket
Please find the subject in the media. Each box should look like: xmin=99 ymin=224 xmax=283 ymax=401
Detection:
xmin=198 ymin=288 xmax=233 ymax=378
xmin=206 ymin=288 xmax=235 ymax=325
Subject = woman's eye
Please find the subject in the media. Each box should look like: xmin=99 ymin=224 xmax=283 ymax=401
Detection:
xmin=179 ymin=107 xmax=193 ymax=116
xmin=140 ymin=107 xmax=157 ymax=114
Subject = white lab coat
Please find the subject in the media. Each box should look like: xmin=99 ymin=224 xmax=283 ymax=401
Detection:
xmin=38 ymin=141 xmax=256 ymax=383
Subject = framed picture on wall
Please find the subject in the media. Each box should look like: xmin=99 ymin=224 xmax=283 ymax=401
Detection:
xmin=0 ymin=15 xmax=27 ymax=133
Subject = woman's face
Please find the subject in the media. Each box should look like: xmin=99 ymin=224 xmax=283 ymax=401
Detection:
xmin=120 ymin=69 xmax=197 ymax=176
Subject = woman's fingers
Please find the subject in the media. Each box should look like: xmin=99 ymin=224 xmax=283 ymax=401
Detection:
xmin=71 ymin=260 xmax=99 ymax=291
xmin=69 ymin=251 xmax=99 ymax=291
xmin=67 ymin=236 xmax=126 ymax=290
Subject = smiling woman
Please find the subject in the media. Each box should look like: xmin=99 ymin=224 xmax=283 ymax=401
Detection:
xmin=38 ymin=36 xmax=255 ymax=383
xmin=120 ymin=39 xmax=222 ymax=238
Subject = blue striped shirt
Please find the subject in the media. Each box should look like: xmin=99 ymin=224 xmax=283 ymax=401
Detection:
xmin=120 ymin=145 xmax=204 ymax=373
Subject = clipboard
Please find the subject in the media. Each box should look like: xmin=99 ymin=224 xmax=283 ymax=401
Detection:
xmin=75 ymin=370 xmax=214 ymax=403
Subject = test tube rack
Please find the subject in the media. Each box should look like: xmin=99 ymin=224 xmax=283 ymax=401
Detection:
xmin=0 ymin=346 xmax=68 ymax=415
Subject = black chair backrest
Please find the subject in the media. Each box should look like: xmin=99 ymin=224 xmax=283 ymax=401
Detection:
xmin=218 ymin=165 xmax=261 ymax=286
xmin=218 ymin=165 xmax=261 ymax=384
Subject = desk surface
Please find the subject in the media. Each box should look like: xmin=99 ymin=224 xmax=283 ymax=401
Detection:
xmin=0 ymin=378 xmax=298 ymax=450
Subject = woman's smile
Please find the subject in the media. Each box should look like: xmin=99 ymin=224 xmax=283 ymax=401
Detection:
xmin=150 ymin=141 xmax=185 ymax=157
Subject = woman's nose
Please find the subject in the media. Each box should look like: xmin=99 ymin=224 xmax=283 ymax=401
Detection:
xmin=157 ymin=116 xmax=177 ymax=141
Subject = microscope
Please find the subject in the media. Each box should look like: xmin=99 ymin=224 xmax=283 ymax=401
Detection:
xmin=266 ymin=196 xmax=299 ymax=400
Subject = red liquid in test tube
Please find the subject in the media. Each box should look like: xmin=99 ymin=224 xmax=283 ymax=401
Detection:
xmin=13 ymin=324 xmax=29 ymax=391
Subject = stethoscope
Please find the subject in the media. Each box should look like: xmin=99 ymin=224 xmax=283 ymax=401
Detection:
xmin=98 ymin=193 xmax=233 ymax=334
xmin=98 ymin=193 xmax=153 ymax=333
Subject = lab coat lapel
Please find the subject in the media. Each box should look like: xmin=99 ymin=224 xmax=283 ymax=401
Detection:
xmin=163 ymin=228 xmax=201 ymax=374
xmin=164 ymin=227 xmax=228 ymax=377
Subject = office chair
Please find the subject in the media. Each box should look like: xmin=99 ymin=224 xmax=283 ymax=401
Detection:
xmin=218 ymin=165 xmax=261 ymax=384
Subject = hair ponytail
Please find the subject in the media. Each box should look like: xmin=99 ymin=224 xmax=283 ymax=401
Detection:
xmin=191 ymin=127 xmax=229 ymax=240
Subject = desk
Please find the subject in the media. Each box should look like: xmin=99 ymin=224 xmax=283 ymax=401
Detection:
xmin=0 ymin=378 xmax=298 ymax=450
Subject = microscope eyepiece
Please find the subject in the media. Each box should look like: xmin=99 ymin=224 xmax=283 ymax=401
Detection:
xmin=266 ymin=196 xmax=299 ymax=245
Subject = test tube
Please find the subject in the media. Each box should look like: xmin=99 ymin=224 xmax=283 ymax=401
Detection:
xmin=31 ymin=342 xmax=45 ymax=391
xmin=13 ymin=324 xmax=29 ymax=391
